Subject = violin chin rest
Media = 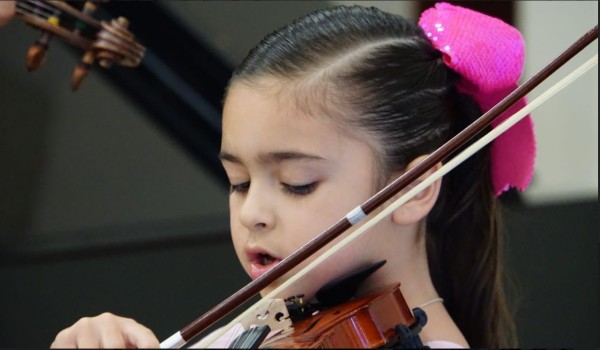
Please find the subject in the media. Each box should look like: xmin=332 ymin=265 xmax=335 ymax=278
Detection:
xmin=315 ymin=260 xmax=387 ymax=307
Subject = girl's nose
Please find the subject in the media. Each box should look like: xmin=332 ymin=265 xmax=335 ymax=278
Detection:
xmin=238 ymin=184 xmax=275 ymax=232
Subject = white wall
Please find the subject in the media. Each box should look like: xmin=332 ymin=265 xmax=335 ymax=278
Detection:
xmin=339 ymin=1 xmax=415 ymax=18
xmin=516 ymin=1 xmax=598 ymax=205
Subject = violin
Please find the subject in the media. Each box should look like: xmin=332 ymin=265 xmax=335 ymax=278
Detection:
xmin=236 ymin=285 xmax=415 ymax=348
xmin=231 ymin=260 xmax=425 ymax=349
xmin=14 ymin=0 xmax=145 ymax=90
xmin=262 ymin=284 xmax=425 ymax=348
xmin=209 ymin=261 xmax=428 ymax=349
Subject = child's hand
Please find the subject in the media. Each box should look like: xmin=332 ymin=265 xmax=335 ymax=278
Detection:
xmin=50 ymin=312 xmax=160 ymax=348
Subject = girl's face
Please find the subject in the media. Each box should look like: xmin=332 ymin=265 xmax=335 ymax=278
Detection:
xmin=220 ymin=79 xmax=392 ymax=299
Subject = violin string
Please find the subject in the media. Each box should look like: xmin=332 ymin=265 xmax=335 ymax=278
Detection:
xmin=30 ymin=0 xmax=60 ymax=14
xmin=23 ymin=0 xmax=55 ymax=14
xmin=16 ymin=2 xmax=51 ymax=17
xmin=188 ymin=54 xmax=598 ymax=349
xmin=15 ymin=1 xmax=54 ymax=18
xmin=49 ymin=0 xmax=101 ymax=29
xmin=225 ymin=325 xmax=238 ymax=349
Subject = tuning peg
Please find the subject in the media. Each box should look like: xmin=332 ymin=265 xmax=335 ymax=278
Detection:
xmin=71 ymin=50 xmax=95 ymax=91
xmin=25 ymin=10 xmax=60 ymax=71
xmin=26 ymin=31 xmax=51 ymax=71
xmin=16 ymin=0 xmax=144 ymax=91
xmin=73 ymin=1 xmax=99 ymax=36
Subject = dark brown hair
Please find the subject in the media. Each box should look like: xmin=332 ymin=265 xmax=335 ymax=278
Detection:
xmin=228 ymin=5 xmax=516 ymax=348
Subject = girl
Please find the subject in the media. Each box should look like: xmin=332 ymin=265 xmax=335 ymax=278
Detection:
xmin=51 ymin=3 xmax=535 ymax=348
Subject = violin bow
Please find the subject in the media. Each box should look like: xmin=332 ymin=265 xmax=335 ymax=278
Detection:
xmin=14 ymin=0 xmax=145 ymax=90
xmin=161 ymin=24 xmax=599 ymax=348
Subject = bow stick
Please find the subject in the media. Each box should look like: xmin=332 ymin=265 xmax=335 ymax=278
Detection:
xmin=161 ymin=24 xmax=598 ymax=348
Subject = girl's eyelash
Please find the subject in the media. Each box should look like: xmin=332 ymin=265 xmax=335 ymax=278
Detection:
xmin=230 ymin=182 xmax=250 ymax=194
xmin=282 ymin=182 xmax=318 ymax=196
xmin=229 ymin=182 xmax=318 ymax=196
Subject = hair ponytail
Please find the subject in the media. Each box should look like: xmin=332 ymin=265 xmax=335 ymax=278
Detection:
xmin=427 ymin=90 xmax=517 ymax=347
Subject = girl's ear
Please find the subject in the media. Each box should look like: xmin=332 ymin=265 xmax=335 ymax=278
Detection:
xmin=390 ymin=155 xmax=442 ymax=226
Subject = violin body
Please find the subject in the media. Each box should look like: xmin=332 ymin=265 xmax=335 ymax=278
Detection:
xmin=262 ymin=284 xmax=416 ymax=348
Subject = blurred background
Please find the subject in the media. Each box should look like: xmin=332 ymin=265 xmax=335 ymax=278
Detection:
xmin=0 ymin=1 xmax=597 ymax=348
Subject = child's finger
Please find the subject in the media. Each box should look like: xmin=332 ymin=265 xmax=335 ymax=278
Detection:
xmin=50 ymin=312 xmax=158 ymax=348
xmin=51 ymin=319 xmax=100 ymax=348
xmin=118 ymin=317 xmax=160 ymax=348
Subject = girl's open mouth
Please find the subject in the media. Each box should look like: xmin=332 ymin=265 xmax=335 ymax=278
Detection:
xmin=248 ymin=251 xmax=282 ymax=280
xmin=258 ymin=253 xmax=276 ymax=266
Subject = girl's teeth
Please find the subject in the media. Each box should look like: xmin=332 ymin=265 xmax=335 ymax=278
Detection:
xmin=260 ymin=254 xmax=274 ymax=265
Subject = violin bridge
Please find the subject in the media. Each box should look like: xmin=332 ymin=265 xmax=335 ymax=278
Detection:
xmin=239 ymin=298 xmax=294 ymax=341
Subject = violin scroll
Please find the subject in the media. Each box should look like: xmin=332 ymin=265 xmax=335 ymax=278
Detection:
xmin=15 ymin=0 xmax=145 ymax=90
xmin=71 ymin=15 xmax=144 ymax=90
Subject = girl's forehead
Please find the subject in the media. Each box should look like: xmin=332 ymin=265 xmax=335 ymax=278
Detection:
xmin=222 ymin=77 xmax=380 ymax=158
xmin=223 ymin=85 xmax=364 ymax=153
xmin=224 ymin=79 xmax=336 ymax=130
xmin=225 ymin=78 xmax=365 ymax=135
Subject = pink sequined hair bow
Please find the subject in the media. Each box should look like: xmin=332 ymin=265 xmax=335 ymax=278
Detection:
xmin=419 ymin=3 xmax=536 ymax=196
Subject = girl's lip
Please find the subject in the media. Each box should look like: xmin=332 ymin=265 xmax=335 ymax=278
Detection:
xmin=245 ymin=247 xmax=282 ymax=280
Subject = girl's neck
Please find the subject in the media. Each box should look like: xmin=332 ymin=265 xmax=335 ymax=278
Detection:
xmin=353 ymin=223 xmax=469 ymax=347
xmin=356 ymin=222 xmax=438 ymax=306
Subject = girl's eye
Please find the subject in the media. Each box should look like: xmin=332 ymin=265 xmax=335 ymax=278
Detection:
xmin=282 ymin=182 xmax=318 ymax=196
xmin=230 ymin=182 xmax=250 ymax=194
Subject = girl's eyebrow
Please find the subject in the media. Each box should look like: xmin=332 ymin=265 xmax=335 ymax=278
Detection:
xmin=219 ymin=151 xmax=325 ymax=164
